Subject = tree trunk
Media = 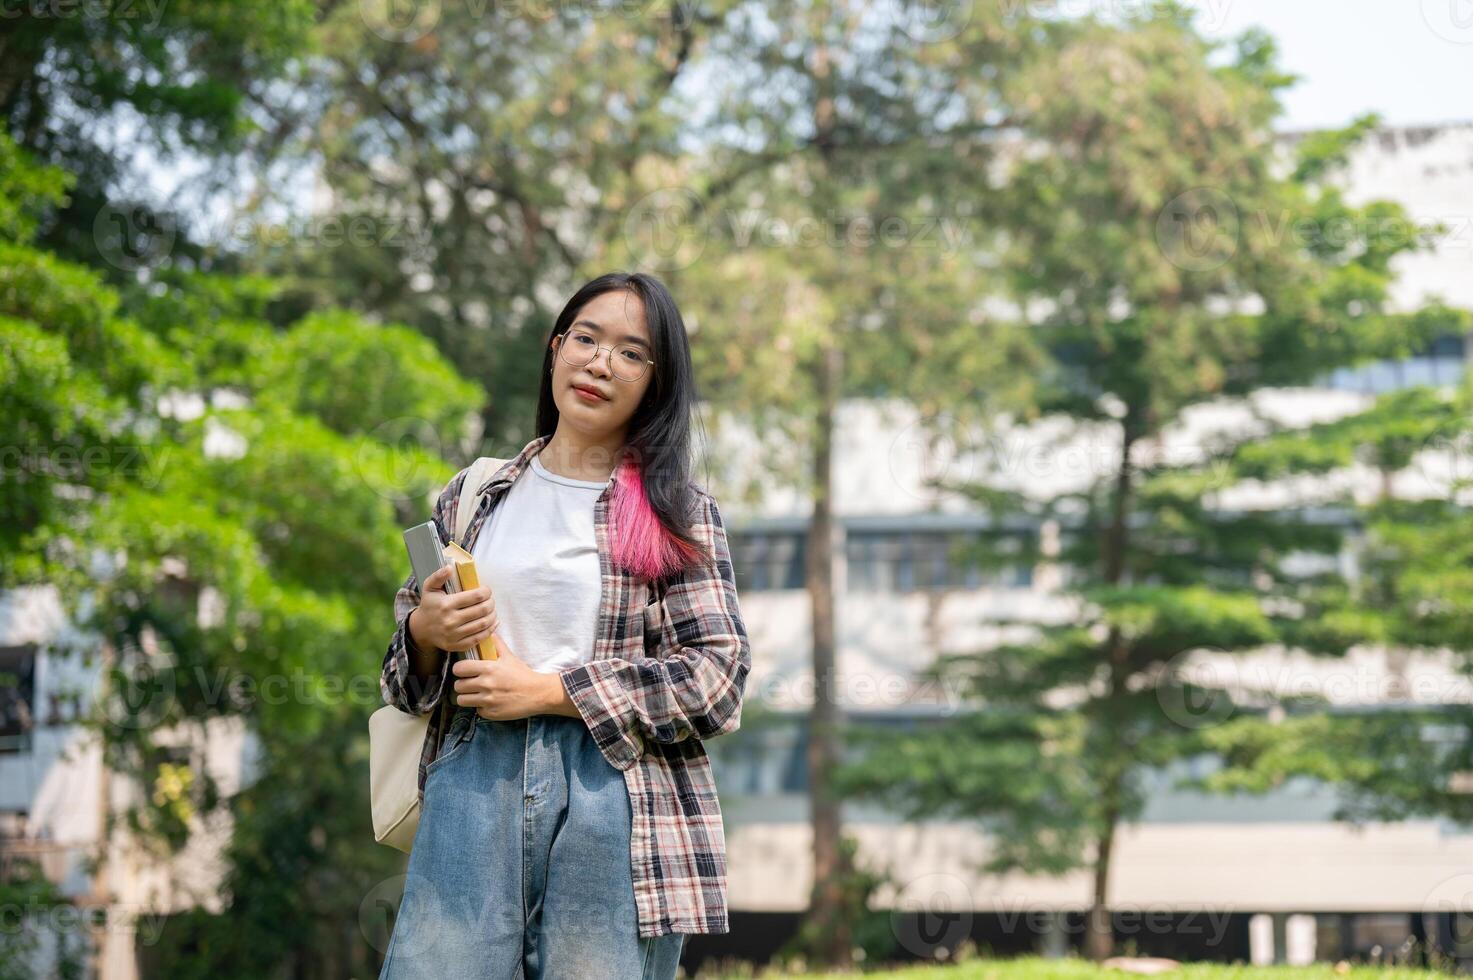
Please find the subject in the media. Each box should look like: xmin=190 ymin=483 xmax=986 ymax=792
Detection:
xmin=806 ymin=340 xmax=850 ymax=967
xmin=1086 ymin=421 xmax=1138 ymax=961
xmin=799 ymin=12 xmax=853 ymax=969
xmin=1087 ymin=781 xmax=1121 ymax=961
xmin=91 ymin=639 xmax=113 ymax=980
xmin=0 ymin=40 xmax=42 ymax=115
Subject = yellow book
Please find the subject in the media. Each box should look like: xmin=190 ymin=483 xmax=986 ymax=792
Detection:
xmin=443 ymin=541 xmax=499 ymax=660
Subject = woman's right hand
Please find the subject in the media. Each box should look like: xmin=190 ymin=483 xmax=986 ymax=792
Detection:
xmin=408 ymin=564 xmax=499 ymax=654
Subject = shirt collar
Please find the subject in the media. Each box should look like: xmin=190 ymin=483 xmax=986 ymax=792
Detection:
xmin=475 ymin=433 xmax=622 ymax=503
xmin=475 ymin=433 xmax=552 ymax=498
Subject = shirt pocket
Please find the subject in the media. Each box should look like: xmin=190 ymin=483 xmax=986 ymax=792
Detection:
xmin=640 ymin=580 xmax=667 ymax=657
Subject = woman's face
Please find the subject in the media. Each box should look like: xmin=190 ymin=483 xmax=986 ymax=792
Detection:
xmin=550 ymin=289 xmax=655 ymax=436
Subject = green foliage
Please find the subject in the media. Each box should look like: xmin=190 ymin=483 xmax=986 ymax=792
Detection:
xmin=0 ymin=126 xmax=478 ymax=974
xmin=257 ymin=310 xmax=484 ymax=439
xmin=720 ymin=958 xmax=1457 ymax=979
xmin=1292 ymin=114 xmax=1383 ymax=183
xmin=0 ymin=857 xmax=88 ymax=980
xmin=0 ymin=133 xmax=71 ymax=243
xmin=0 ymin=240 xmax=181 ymax=396
xmin=244 ymin=0 xmax=714 ymax=442
xmin=1 ymin=0 xmax=316 ymax=272
xmin=774 ymin=834 xmax=899 ymax=969
xmin=1191 ymin=708 xmax=1473 ymax=826
xmin=1186 ymin=366 xmax=1473 ymax=823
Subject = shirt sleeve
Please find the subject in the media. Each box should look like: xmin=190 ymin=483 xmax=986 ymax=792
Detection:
xmin=559 ymin=491 xmax=753 ymax=771
xmin=379 ymin=466 xmax=467 ymax=715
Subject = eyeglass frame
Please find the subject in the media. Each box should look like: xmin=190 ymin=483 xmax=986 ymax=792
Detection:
xmin=553 ymin=327 xmax=656 ymax=383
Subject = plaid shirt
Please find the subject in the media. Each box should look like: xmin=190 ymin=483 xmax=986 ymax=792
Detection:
xmin=379 ymin=434 xmax=751 ymax=938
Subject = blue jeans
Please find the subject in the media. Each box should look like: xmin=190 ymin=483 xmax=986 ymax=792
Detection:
xmin=379 ymin=709 xmax=687 ymax=979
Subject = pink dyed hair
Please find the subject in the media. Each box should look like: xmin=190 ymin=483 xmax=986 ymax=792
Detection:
xmin=608 ymin=453 xmax=707 ymax=582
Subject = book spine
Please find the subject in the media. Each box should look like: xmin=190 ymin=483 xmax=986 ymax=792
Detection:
xmin=452 ymin=559 xmax=499 ymax=660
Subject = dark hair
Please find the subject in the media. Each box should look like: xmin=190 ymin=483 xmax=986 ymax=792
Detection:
xmin=535 ymin=271 xmax=708 ymax=570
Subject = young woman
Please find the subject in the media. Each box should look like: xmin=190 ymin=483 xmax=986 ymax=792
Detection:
xmin=377 ymin=273 xmax=752 ymax=980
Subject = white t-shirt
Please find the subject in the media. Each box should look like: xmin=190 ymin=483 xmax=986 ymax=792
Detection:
xmin=470 ymin=450 xmax=610 ymax=673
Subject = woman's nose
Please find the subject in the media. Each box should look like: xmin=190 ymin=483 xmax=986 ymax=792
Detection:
xmin=586 ymin=348 xmax=615 ymax=376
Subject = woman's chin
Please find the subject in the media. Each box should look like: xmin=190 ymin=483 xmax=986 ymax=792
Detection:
xmin=563 ymin=396 xmax=598 ymax=416
xmin=561 ymin=398 xmax=626 ymax=432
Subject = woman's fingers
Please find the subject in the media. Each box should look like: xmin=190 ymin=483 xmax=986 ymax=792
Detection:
xmin=450 ymin=612 xmax=498 ymax=645
xmin=446 ymin=585 xmax=492 ymax=610
xmin=452 ymin=659 xmax=495 ymax=698
xmin=423 ymin=564 xmax=454 ymax=590
xmin=444 ymin=607 xmax=491 ymax=639
xmin=448 ymin=597 xmax=495 ymax=629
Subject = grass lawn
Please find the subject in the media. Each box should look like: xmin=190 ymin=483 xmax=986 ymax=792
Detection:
xmin=691 ymin=955 xmax=1458 ymax=980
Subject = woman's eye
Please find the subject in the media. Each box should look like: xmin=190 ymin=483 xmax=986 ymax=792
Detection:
xmin=572 ymin=333 xmax=595 ymax=345
xmin=620 ymin=349 xmax=643 ymax=362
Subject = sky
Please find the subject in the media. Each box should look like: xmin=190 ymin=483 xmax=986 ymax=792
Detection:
xmin=1178 ymin=0 xmax=1473 ymax=130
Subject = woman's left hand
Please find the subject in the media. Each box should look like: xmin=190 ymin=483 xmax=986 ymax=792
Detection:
xmin=450 ymin=637 xmax=563 ymax=721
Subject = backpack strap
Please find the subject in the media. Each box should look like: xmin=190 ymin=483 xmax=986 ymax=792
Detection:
xmin=453 ymin=456 xmax=509 ymax=546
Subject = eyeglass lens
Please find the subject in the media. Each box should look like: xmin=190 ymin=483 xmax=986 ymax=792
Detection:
xmin=560 ymin=329 xmax=650 ymax=382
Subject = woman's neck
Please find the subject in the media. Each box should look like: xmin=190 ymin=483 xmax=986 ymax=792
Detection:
xmin=538 ymin=429 xmax=627 ymax=483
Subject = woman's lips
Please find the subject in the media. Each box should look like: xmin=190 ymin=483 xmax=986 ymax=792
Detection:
xmin=572 ymin=384 xmax=605 ymax=402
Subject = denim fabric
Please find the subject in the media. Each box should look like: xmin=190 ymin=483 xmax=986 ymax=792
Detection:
xmin=379 ymin=708 xmax=687 ymax=979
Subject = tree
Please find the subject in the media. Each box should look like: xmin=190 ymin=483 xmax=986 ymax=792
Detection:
xmin=0 ymin=855 xmax=87 ymax=980
xmin=246 ymin=0 xmax=739 ymax=444
xmin=611 ymin=3 xmax=1046 ymax=964
xmin=833 ymin=6 xmax=1465 ymax=962
xmin=1182 ymin=381 xmax=1473 ymax=967
xmin=1 ymin=129 xmax=485 ymax=975
xmin=0 ymin=0 xmax=315 ymax=275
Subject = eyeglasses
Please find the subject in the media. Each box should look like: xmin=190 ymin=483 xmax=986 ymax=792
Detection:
xmin=556 ymin=327 xmax=655 ymax=383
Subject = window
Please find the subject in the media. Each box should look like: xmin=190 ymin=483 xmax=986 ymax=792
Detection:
xmin=731 ymin=526 xmax=1037 ymax=592
xmin=718 ymin=714 xmax=951 ymax=796
xmin=847 ymin=530 xmax=1033 ymax=592
xmin=709 ymin=726 xmax=807 ymax=795
xmin=0 ymin=645 xmax=37 ymax=753
xmin=730 ymin=532 xmax=806 ymax=591
xmin=1320 ymin=333 xmax=1467 ymax=393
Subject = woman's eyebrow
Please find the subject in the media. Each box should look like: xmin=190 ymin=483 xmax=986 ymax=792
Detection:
xmin=572 ymin=318 xmax=650 ymax=349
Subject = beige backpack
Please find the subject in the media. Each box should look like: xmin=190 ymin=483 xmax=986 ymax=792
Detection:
xmin=369 ymin=456 xmax=506 ymax=851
